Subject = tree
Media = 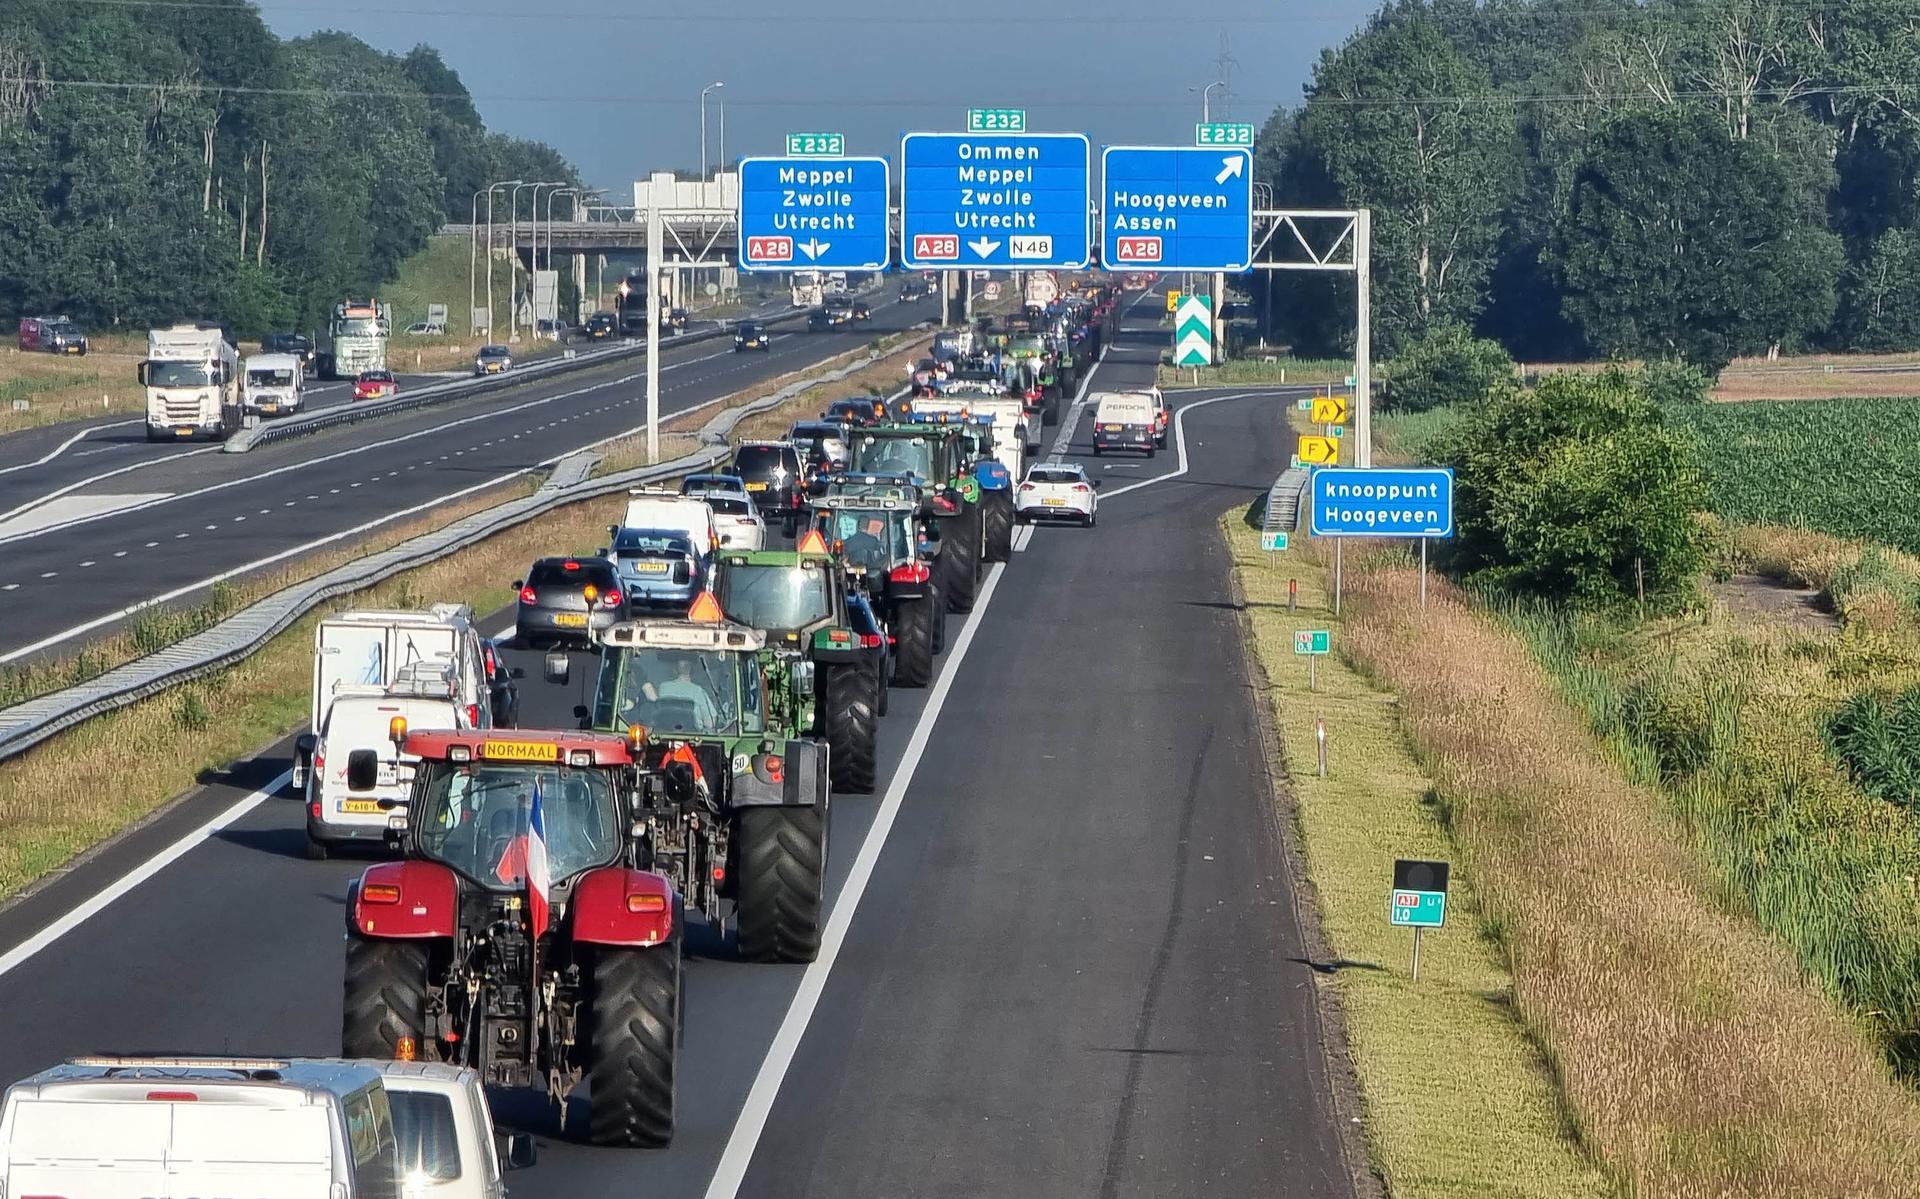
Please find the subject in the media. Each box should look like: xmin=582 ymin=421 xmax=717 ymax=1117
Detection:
xmin=1381 ymin=321 xmax=1514 ymax=412
xmin=1549 ymin=106 xmax=1842 ymax=372
xmin=1294 ymin=10 xmax=1521 ymax=352
xmin=1840 ymin=229 xmax=1920 ymax=351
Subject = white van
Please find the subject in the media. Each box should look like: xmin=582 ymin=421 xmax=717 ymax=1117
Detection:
xmin=1090 ymin=391 xmax=1157 ymax=457
xmin=619 ymin=488 xmax=719 ymax=558
xmin=0 ymin=1056 xmax=400 ymax=1199
xmin=305 ymin=666 xmax=469 ymax=860
xmin=242 ymin=351 xmax=306 ymax=417
xmin=369 ymin=1061 xmax=532 ymax=1199
xmin=296 ymin=606 xmax=491 ymax=791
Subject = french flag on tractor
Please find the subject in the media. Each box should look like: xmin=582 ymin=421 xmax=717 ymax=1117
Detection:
xmin=525 ymin=777 xmax=552 ymax=940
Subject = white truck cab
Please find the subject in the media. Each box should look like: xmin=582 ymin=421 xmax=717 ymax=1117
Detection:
xmin=0 ymin=1056 xmax=400 ymax=1199
xmin=367 ymin=1060 xmax=532 ymax=1199
xmin=304 ymin=664 xmax=470 ymax=860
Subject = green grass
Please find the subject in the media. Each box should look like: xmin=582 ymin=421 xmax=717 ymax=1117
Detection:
xmin=1157 ymin=356 xmax=1350 ymax=388
xmin=1374 ymin=404 xmax=1468 ymax=463
xmin=382 ymin=234 xmax=472 ymax=329
xmin=1225 ymin=516 xmax=1610 ymax=1199
xmin=1671 ymin=397 xmax=1920 ymax=555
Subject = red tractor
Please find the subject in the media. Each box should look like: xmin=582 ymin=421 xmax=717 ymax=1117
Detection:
xmin=340 ymin=725 xmax=682 ymax=1147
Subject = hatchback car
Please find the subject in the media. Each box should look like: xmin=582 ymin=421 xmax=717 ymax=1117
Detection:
xmin=678 ymin=472 xmax=751 ymax=500
xmin=692 ymin=490 xmax=767 ymax=552
xmin=734 ymin=321 xmax=771 ymax=351
xmin=824 ymin=397 xmax=886 ymax=427
xmin=807 ymin=309 xmax=834 ymax=333
xmin=730 ymin=441 xmax=808 ymax=536
xmin=602 ymin=530 xmax=704 ymax=614
xmin=474 ymin=345 xmax=513 ymax=375
xmin=352 ymin=369 xmax=397 ymax=400
xmin=787 ymin=421 xmax=852 ymax=475
xmin=1016 ymin=462 xmax=1100 ymax=526
xmin=850 ymin=300 xmax=872 ymax=323
xmin=513 ymin=556 xmax=626 ymax=648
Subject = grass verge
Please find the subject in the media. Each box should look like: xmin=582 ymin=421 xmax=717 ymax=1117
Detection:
xmin=1227 ymin=517 xmax=1609 ymax=1199
xmin=1313 ymin=541 xmax=1920 ymax=1194
xmin=1157 ymin=355 xmax=1349 ymax=389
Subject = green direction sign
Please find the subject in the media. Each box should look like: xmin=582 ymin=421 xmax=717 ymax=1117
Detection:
xmin=1390 ymin=889 xmax=1447 ymax=928
xmin=1196 ymin=122 xmax=1255 ymax=147
xmin=1293 ymin=629 xmax=1330 ymax=655
xmin=1262 ymin=530 xmax=1289 ymax=552
xmin=1174 ymin=295 xmax=1213 ymax=367
xmin=967 ymin=108 xmax=1026 ymax=133
xmin=785 ymin=132 xmax=845 ymax=157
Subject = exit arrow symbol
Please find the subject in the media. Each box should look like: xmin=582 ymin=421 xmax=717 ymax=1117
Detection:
xmin=799 ymin=238 xmax=831 ymax=260
xmin=1215 ymin=155 xmax=1245 ymax=185
xmin=967 ymin=237 xmax=1002 ymax=258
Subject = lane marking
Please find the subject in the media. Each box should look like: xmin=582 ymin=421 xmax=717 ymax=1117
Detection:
xmin=1098 ymin=391 xmax=1283 ymax=502
xmin=0 ymin=419 xmax=145 ymax=478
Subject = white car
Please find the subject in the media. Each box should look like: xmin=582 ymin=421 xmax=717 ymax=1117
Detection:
xmin=692 ymin=489 xmax=767 ymax=550
xmin=369 ymin=1060 xmax=533 ymax=1199
xmin=1016 ymin=462 xmax=1100 ymax=526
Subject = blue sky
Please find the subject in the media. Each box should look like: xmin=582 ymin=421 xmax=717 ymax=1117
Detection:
xmin=251 ymin=0 xmax=1378 ymax=193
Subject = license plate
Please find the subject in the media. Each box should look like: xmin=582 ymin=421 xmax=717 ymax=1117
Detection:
xmin=1043 ymin=498 xmax=1066 ymax=507
xmin=258 ymin=404 xmax=278 ymax=414
xmin=484 ymin=740 xmax=560 ymax=763
xmin=175 ymin=427 xmax=194 ymax=436
xmin=746 ymin=481 xmax=768 ymax=492
xmin=65 ymin=346 xmax=81 ymax=355
xmin=552 ymin=613 xmax=588 ymax=627
xmin=340 ymin=799 xmax=381 ymax=814
xmin=632 ymin=561 xmax=671 ymax=575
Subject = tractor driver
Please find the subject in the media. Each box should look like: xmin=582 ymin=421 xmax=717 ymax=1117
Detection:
xmin=636 ymin=652 xmax=720 ymax=731
xmin=832 ymin=513 xmax=888 ymax=572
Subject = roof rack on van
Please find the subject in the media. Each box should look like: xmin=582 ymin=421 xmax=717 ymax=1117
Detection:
xmin=68 ymin=1056 xmax=292 ymax=1080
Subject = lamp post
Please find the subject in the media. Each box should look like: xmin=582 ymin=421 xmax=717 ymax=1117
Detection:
xmin=482 ymin=179 xmax=522 ymax=342
xmin=1192 ymin=80 xmax=1226 ymax=122
xmin=700 ymin=80 xmax=723 ymax=179
xmin=513 ymin=181 xmax=562 ymax=333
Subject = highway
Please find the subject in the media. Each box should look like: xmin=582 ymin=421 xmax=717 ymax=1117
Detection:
xmin=0 ymin=299 xmax=924 ymax=663
xmin=0 ymin=300 xmax=1360 ymax=1196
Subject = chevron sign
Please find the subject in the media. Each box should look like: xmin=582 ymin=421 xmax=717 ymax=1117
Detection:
xmin=1174 ymin=295 xmax=1213 ymax=367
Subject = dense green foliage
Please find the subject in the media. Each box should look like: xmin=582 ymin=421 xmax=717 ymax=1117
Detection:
xmin=1258 ymin=0 xmax=1920 ymax=366
xmin=1437 ymin=369 xmax=1709 ymax=607
xmin=0 ymin=0 xmax=576 ymax=335
xmin=1380 ymin=321 xmax=1514 ymax=412
xmin=1829 ymin=687 xmax=1920 ymax=810
xmin=1670 ymin=397 xmax=1920 ymax=554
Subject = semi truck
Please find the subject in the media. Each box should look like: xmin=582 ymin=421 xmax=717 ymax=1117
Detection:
xmin=140 ymin=323 xmax=240 ymax=442
xmin=316 ymin=298 xmax=391 ymax=380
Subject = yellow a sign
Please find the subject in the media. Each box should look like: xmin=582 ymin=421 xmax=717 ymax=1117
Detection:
xmin=1166 ymin=289 xmax=1182 ymax=313
xmin=1311 ymin=395 xmax=1350 ymax=424
xmin=1297 ymin=435 xmax=1339 ymax=466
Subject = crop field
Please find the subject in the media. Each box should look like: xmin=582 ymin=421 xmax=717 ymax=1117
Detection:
xmin=1672 ymin=397 xmax=1920 ymax=555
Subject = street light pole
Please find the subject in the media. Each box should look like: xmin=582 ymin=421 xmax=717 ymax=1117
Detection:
xmin=718 ymin=87 xmax=727 ymax=177
xmin=508 ymin=181 xmax=536 ymax=336
xmin=1201 ymin=80 xmax=1225 ymax=123
xmin=522 ymin=181 xmax=563 ymax=331
xmin=468 ymin=187 xmax=485 ymax=334
xmin=483 ymin=179 xmax=521 ymax=342
xmin=699 ymin=81 xmax=722 ymax=179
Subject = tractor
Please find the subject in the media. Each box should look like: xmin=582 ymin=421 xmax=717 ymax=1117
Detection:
xmin=844 ymin=423 xmax=985 ymax=614
xmin=905 ymin=412 xmax=1016 ymax=564
xmin=340 ymin=725 xmax=681 ymax=1148
xmin=808 ymin=495 xmax=947 ymax=687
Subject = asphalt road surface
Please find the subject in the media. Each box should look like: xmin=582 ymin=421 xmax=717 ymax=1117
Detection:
xmin=0 ymin=297 xmax=924 ymax=663
xmin=0 ymin=300 xmax=1357 ymax=1197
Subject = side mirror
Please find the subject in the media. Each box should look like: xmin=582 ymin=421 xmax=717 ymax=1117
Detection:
xmin=294 ymin=733 xmax=317 ymax=757
xmin=1092 ymin=480 xmax=1104 ymax=489
xmin=719 ymin=534 xmax=733 ymax=546
xmin=136 ymin=361 xmax=150 ymax=386
xmin=509 ymin=579 xmax=523 ymax=591
xmin=508 ymin=666 xmax=527 ymax=681
xmin=543 ymin=651 xmax=570 ymax=684
xmin=596 ymin=547 xmax=609 ymax=558
xmin=498 ymin=1131 xmax=537 ymax=1171
xmin=608 ymin=524 xmax=620 ymax=538
xmin=572 ymin=704 xmax=590 ymax=721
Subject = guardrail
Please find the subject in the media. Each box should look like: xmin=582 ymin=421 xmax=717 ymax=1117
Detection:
xmin=0 ymin=345 xmax=905 ymax=765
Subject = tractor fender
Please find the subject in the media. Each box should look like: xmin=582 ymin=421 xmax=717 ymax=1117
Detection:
xmin=569 ymin=867 xmax=678 ymax=947
xmin=808 ymin=628 xmax=866 ymax=663
xmin=346 ymin=860 xmax=459 ymax=939
xmin=972 ymin=461 xmax=1011 ymax=492
xmin=731 ymin=739 xmax=828 ymax=809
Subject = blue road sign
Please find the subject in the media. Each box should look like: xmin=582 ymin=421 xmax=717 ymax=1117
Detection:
xmin=1100 ymin=146 xmax=1253 ymax=272
xmin=1310 ymin=467 xmax=1455 ymax=538
xmin=737 ymin=156 xmax=890 ymax=273
xmin=900 ymin=132 xmax=1091 ymax=270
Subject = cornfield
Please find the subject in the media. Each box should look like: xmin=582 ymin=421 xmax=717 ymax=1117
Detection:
xmin=1673 ymin=398 xmax=1920 ymax=553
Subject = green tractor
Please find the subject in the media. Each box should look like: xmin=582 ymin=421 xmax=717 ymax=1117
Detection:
xmin=549 ymin=612 xmax=831 ymax=964
xmin=712 ymin=544 xmax=885 ymax=794
xmin=844 ymin=423 xmax=985 ymax=614
xmin=808 ymin=494 xmax=947 ymax=687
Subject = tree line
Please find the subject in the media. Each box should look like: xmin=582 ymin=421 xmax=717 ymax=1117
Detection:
xmin=1257 ymin=0 xmax=1920 ymax=372
xmin=0 ymin=0 xmax=577 ymax=336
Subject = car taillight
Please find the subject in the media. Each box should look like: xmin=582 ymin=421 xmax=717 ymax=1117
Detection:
xmin=1072 ymin=484 xmax=1090 ymax=493
xmin=146 ymin=1091 xmax=199 ymax=1102
xmin=465 ymin=703 xmax=480 ymax=725
xmin=1019 ymin=483 xmax=1036 ymax=491
xmin=519 ymin=586 xmax=538 ymax=604
xmin=889 ymin=562 xmax=931 ymax=585
xmin=602 ymin=590 xmax=622 ymax=608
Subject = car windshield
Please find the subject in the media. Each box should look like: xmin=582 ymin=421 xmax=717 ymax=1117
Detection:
xmin=612 ymin=529 xmax=691 ymax=557
xmin=701 ymin=495 xmax=751 ymax=516
xmin=738 ymin=324 xmax=761 ymax=335
xmin=480 ymin=347 xmax=509 ymax=358
xmin=247 ymin=368 xmax=295 ymax=387
xmin=337 ymin=317 xmax=383 ymax=336
xmin=414 ymin=762 xmax=622 ymax=890
xmin=148 ymin=362 xmax=212 ymax=388
xmin=719 ymin=562 xmax=832 ymax=631
xmin=604 ymin=648 xmax=756 ymax=736
xmin=815 ymin=508 xmax=909 ymax=571
xmin=852 ymin=434 xmax=934 ymax=479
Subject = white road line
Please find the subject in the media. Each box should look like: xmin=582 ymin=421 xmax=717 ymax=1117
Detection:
xmin=0 ymin=444 xmax=214 ymax=526
xmin=1099 ymin=391 xmax=1273 ymax=501
xmin=1012 ymin=524 xmax=1035 ymax=553
xmin=0 ymin=419 xmax=143 ymax=478
xmin=703 ymin=561 xmax=1010 ymax=1199
xmin=0 ymin=772 xmax=292 ymax=982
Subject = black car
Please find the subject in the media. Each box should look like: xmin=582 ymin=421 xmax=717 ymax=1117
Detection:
xmin=733 ymin=321 xmax=771 ymax=351
xmin=807 ymin=308 xmax=834 ymax=333
xmin=585 ymin=311 xmax=618 ymax=340
xmin=823 ymin=297 xmax=854 ymax=326
xmin=730 ymin=441 xmax=808 ymax=536
xmin=512 ymin=556 xmax=627 ymax=649
xmin=824 ymin=398 xmax=885 ymax=427
xmin=899 ymin=282 xmax=923 ymax=302
xmin=850 ymin=300 xmax=871 ymax=323
xmin=662 ymin=307 xmax=689 ymax=333
xmin=261 ymin=331 xmax=314 ymax=369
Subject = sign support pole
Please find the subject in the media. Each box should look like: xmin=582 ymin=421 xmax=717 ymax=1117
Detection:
xmin=1420 ymin=538 xmax=1428 ymax=610
xmin=1411 ymin=926 xmax=1423 ymax=981
xmin=1354 ymin=210 xmax=1372 ymax=469
xmin=644 ymin=199 xmax=661 ymax=463
xmin=1333 ymin=541 xmax=1344 ymax=616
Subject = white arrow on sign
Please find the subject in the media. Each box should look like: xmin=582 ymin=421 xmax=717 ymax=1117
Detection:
xmin=1215 ymin=155 xmax=1245 ymax=186
xmin=968 ymin=236 xmax=1002 ymax=259
xmin=799 ymin=238 xmax=831 ymax=260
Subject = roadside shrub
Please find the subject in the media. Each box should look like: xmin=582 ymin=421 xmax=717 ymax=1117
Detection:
xmin=1638 ymin=357 xmax=1712 ymax=406
xmin=1380 ymin=321 xmax=1515 ymax=413
xmin=1827 ymin=688 xmax=1920 ymax=810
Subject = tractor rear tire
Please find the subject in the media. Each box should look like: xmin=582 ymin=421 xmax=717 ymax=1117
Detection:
xmin=892 ymin=597 xmax=935 ymax=687
xmin=735 ymin=805 xmax=826 ymax=963
xmin=929 ymin=583 xmax=948 ymax=654
xmin=982 ymin=492 xmax=1014 ymax=564
xmin=943 ymin=509 xmax=981 ymax=614
xmin=341 ymin=937 xmax=427 ymax=1059
xmin=585 ymin=943 xmax=680 ymax=1148
xmin=820 ymin=663 xmax=877 ymax=794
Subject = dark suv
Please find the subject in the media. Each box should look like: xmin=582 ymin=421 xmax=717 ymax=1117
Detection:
xmin=261 ymin=331 xmax=315 ymax=370
xmin=512 ymin=556 xmax=627 ymax=649
xmin=731 ymin=441 xmax=808 ymax=537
